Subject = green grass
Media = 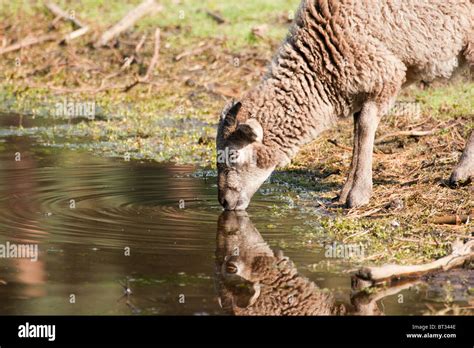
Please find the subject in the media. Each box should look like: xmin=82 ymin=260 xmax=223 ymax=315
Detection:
xmin=409 ymin=83 xmax=474 ymax=122
xmin=1 ymin=0 xmax=298 ymax=50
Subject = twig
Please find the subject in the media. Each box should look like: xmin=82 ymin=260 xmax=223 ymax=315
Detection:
xmin=24 ymin=81 xmax=131 ymax=93
xmin=45 ymin=2 xmax=86 ymax=28
xmin=135 ymin=33 xmax=147 ymax=53
xmin=327 ymin=138 xmax=352 ymax=152
xmin=375 ymin=129 xmax=435 ymax=144
xmin=120 ymin=56 xmax=135 ymax=70
xmin=375 ymin=122 xmax=461 ymax=145
xmin=206 ymin=10 xmax=226 ymax=24
xmin=122 ymin=28 xmax=160 ymax=92
xmin=119 ymin=34 xmax=147 ymax=71
xmin=123 ymin=79 xmax=140 ymax=92
xmin=61 ymin=26 xmax=90 ymax=44
xmin=175 ymin=42 xmax=210 ymax=61
xmin=342 ymin=229 xmax=371 ymax=243
xmin=393 ymin=236 xmax=439 ymax=246
xmin=327 ymin=139 xmax=385 ymax=157
xmin=49 ymin=15 xmax=63 ymax=30
xmin=0 ymin=34 xmax=57 ymax=55
xmin=142 ymin=28 xmax=160 ymax=81
xmin=94 ymin=0 xmax=162 ymax=48
xmin=347 ymin=207 xmax=384 ymax=218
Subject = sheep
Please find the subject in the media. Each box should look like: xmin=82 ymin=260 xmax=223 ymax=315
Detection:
xmin=215 ymin=211 xmax=346 ymax=315
xmin=216 ymin=0 xmax=473 ymax=210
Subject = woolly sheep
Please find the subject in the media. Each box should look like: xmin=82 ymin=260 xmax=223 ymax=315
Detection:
xmin=216 ymin=0 xmax=473 ymax=210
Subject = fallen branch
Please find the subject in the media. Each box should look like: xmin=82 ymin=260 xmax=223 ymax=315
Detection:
xmin=46 ymin=2 xmax=86 ymax=28
xmin=0 ymin=34 xmax=57 ymax=55
xmin=353 ymin=239 xmax=474 ymax=288
xmin=375 ymin=129 xmax=435 ymax=144
xmin=432 ymin=213 xmax=472 ymax=225
xmin=61 ymin=26 xmax=90 ymax=44
xmin=94 ymin=0 xmax=162 ymax=48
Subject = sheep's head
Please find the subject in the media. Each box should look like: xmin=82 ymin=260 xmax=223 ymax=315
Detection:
xmin=215 ymin=212 xmax=342 ymax=315
xmin=216 ymin=100 xmax=277 ymax=210
xmin=215 ymin=211 xmax=286 ymax=312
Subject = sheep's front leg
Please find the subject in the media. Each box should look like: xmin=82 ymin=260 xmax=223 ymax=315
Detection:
xmin=449 ymin=131 xmax=474 ymax=186
xmin=339 ymin=112 xmax=361 ymax=203
xmin=346 ymin=102 xmax=380 ymax=208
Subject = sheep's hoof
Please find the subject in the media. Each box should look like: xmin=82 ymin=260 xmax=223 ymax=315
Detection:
xmin=346 ymin=189 xmax=371 ymax=208
xmin=337 ymin=193 xmax=349 ymax=205
xmin=448 ymin=168 xmax=472 ymax=188
xmin=338 ymin=181 xmax=353 ymax=204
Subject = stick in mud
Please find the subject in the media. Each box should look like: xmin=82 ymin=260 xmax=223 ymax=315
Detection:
xmin=352 ymin=239 xmax=474 ymax=289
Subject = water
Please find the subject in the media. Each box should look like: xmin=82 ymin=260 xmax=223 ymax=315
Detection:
xmin=0 ymin=113 xmax=472 ymax=315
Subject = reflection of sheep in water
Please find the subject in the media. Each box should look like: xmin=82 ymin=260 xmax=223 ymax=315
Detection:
xmin=215 ymin=211 xmax=346 ymax=315
xmin=215 ymin=212 xmax=474 ymax=316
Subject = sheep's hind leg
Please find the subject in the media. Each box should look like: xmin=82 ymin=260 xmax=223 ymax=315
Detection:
xmin=449 ymin=42 xmax=474 ymax=186
xmin=449 ymin=131 xmax=474 ymax=186
xmin=346 ymin=102 xmax=380 ymax=208
xmin=339 ymin=112 xmax=361 ymax=203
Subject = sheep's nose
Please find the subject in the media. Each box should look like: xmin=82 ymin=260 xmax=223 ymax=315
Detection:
xmin=218 ymin=192 xmax=226 ymax=208
xmin=222 ymin=198 xmax=231 ymax=210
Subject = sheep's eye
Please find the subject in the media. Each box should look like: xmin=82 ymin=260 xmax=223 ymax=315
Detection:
xmin=226 ymin=262 xmax=238 ymax=274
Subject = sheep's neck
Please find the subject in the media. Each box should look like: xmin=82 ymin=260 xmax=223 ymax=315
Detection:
xmin=246 ymin=69 xmax=345 ymax=167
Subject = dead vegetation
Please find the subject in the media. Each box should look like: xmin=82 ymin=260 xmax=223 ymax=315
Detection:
xmin=0 ymin=1 xmax=274 ymax=99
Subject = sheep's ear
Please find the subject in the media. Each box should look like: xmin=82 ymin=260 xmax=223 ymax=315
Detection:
xmin=234 ymin=282 xmax=261 ymax=308
xmin=236 ymin=118 xmax=263 ymax=143
xmin=247 ymin=282 xmax=261 ymax=306
xmin=273 ymin=249 xmax=285 ymax=259
xmin=221 ymin=101 xmax=242 ymax=123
